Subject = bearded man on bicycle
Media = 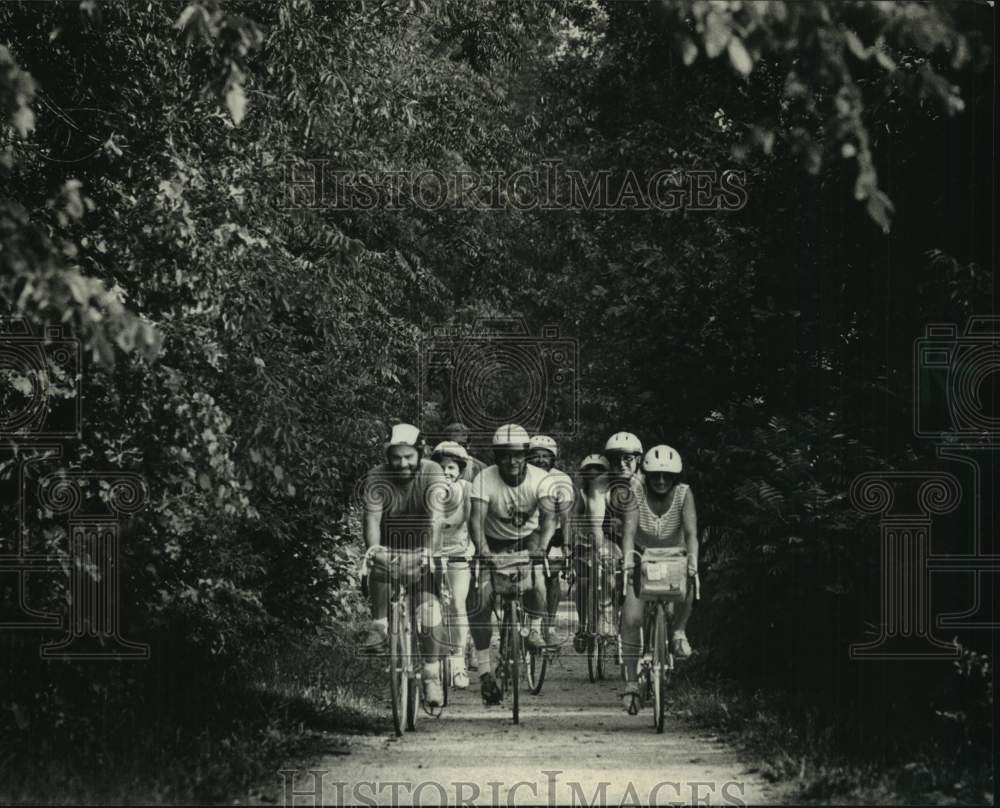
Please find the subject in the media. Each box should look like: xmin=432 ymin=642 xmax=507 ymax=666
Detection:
xmin=358 ymin=423 xmax=452 ymax=708
xmin=468 ymin=423 xmax=560 ymax=705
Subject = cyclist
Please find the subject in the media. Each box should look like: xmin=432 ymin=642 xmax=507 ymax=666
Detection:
xmin=597 ymin=431 xmax=645 ymax=544
xmin=430 ymin=440 xmax=474 ymax=689
xmin=527 ymin=434 xmax=576 ymax=645
xmin=359 ymin=423 xmax=451 ymax=708
xmin=573 ymin=432 xmax=643 ymax=652
xmin=569 ymin=453 xmax=614 ymax=653
xmin=468 ymin=423 xmax=560 ymax=705
xmin=620 ymin=444 xmax=699 ymax=711
xmin=444 ymin=421 xmax=488 ymax=483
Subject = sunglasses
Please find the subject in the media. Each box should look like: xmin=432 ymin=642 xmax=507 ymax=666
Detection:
xmin=495 ymin=451 xmax=527 ymax=461
xmin=645 ymin=472 xmax=674 ymax=481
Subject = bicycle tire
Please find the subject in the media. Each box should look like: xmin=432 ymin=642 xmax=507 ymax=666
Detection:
xmin=405 ymin=598 xmax=420 ymax=732
xmin=389 ymin=598 xmax=407 ymax=737
xmin=509 ymin=602 xmax=520 ymax=724
xmin=586 ymin=635 xmax=599 ymax=683
xmin=527 ymin=640 xmax=547 ymax=694
xmin=653 ymin=603 xmax=666 ymax=733
xmin=496 ymin=609 xmax=510 ymax=700
xmin=441 ymin=654 xmax=450 ymax=708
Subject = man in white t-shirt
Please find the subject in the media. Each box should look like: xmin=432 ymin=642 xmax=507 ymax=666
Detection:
xmin=468 ymin=423 xmax=558 ymax=705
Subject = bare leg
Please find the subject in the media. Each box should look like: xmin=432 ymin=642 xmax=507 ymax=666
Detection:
xmin=620 ymin=588 xmax=645 ymax=682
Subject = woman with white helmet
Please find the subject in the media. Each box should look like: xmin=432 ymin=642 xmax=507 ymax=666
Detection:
xmin=569 ymin=453 xmax=618 ymax=653
xmin=620 ymin=444 xmax=699 ymax=712
xmin=527 ymin=434 xmax=576 ymax=645
xmin=573 ymin=432 xmax=644 ymax=651
xmin=430 ymin=440 xmax=475 ymax=688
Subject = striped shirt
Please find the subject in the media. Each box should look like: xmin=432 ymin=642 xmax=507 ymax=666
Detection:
xmin=636 ymin=482 xmax=690 ymax=549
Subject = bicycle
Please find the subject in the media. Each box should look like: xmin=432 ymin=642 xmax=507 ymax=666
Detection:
xmin=360 ymin=546 xmax=444 ymax=736
xmin=476 ymin=551 xmax=548 ymax=724
xmin=528 ymin=553 xmax=573 ymax=695
xmin=575 ymin=545 xmax=623 ymax=684
xmin=622 ymin=548 xmax=700 ymax=733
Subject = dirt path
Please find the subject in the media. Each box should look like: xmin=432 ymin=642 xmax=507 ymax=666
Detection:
xmin=279 ymin=602 xmax=784 ymax=806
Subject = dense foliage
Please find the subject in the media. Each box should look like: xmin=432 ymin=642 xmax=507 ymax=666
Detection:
xmin=1 ymin=0 xmax=993 ymax=799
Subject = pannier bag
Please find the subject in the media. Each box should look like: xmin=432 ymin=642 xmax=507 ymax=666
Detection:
xmin=639 ymin=546 xmax=687 ymax=602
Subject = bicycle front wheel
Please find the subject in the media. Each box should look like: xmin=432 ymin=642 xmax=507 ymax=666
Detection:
xmin=586 ymin=635 xmax=599 ymax=683
xmin=507 ymin=603 xmax=521 ymax=724
xmin=389 ymin=599 xmax=408 ymax=737
xmin=405 ymin=598 xmax=420 ymax=732
xmin=652 ymin=603 xmax=666 ymax=733
xmin=440 ymin=653 xmax=450 ymax=708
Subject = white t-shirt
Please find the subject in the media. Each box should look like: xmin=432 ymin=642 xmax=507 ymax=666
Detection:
xmin=438 ymin=479 xmax=473 ymax=556
xmin=470 ymin=464 xmax=553 ymax=543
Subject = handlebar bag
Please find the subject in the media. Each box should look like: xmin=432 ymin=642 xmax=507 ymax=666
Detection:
xmin=639 ymin=546 xmax=687 ymax=602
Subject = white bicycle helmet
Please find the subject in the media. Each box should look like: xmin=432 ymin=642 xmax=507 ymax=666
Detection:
xmin=604 ymin=432 xmax=643 ymax=455
xmin=431 ymin=440 xmax=470 ymax=468
xmin=491 ymin=423 xmax=530 ymax=450
xmin=386 ymin=423 xmax=422 ymax=450
xmin=642 ymin=445 xmax=682 ymax=474
xmin=579 ymin=453 xmax=609 ymax=471
xmin=529 ymin=434 xmax=558 ymax=458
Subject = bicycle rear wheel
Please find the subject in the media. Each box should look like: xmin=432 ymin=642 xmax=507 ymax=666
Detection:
xmin=440 ymin=654 xmax=450 ymax=708
xmin=526 ymin=637 xmax=547 ymax=694
xmin=510 ymin=605 xmax=521 ymax=724
xmin=653 ymin=603 xmax=666 ymax=733
xmin=586 ymin=635 xmax=599 ymax=682
xmin=405 ymin=598 xmax=420 ymax=732
xmin=389 ymin=599 xmax=408 ymax=737
xmin=496 ymin=609 xmax=510 ymax=700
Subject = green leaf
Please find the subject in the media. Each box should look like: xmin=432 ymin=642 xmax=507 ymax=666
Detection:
xmin=704 ymin=12 xmax=731 ymax=59
xmin=727 ymin=38 xmax=753 ymax=76
xmin=226 ymin=83 xmax=247 ymax=126
xmin=843 ymin=29 xmax=868 ymax=61
xmin=680 ymin=36 xmax=698 ymax=66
